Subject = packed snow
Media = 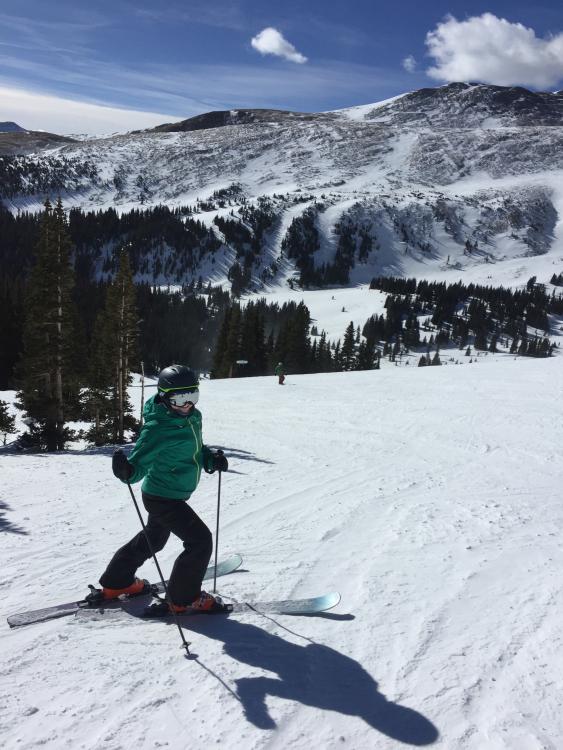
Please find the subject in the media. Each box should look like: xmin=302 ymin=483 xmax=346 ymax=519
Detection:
xmin=2 ymin=353 xmax=563 ymax=749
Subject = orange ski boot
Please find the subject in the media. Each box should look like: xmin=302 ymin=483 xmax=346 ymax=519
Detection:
xmin=101 ymin=578 xmax=148 ymax=600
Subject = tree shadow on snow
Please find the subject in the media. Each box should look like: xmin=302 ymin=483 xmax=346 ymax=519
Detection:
xmin=177 ymin=616 xmax=439 ymax=745
xmin=0 ymin=500 xmax=28 ymax=535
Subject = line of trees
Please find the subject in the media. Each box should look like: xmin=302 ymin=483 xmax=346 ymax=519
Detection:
xmin=15 ymin=200 xmax=141 ymax=449
xmin=3 ymin=198 xmax=561 ymax=447
xmin=369 ymin=276 xmax=559 ymax=357
xmin=210 ymin=302 xmax=383 ymax=379
xmin=5 ymin=200 xmax=234 ymax=449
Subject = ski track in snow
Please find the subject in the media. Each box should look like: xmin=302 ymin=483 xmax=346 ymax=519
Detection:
xmin=2 ymin=358 xmax=563 ymax=749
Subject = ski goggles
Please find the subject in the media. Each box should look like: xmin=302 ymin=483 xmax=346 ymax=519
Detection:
xmin=163 ymin=387 xmax=200 ymax=407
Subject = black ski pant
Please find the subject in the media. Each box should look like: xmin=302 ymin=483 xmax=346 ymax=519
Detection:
xmin=99 ymin=492 xmax=213 ymax=606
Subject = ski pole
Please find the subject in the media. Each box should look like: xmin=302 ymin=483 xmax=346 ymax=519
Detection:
xmin=213 ymin=466 xmax=223 ymax=594
xmin=125 ymin=481 xmax=192 ymax=657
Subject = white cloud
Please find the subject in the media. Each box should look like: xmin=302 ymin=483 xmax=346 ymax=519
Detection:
xmin=402 ymin=55 xmax=417 ymax=73
xmin=425 ymin=13 xmax=563 ymax=89
xmin=251 ymin=27 xmax=307 ymax=64
xmin=0 ymin=84 xmax=179 ymax=135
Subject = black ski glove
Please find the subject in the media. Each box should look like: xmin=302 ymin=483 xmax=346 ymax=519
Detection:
xmin=112 ymin=448 xmax=133 ymax=481
xmin=204 ymin=451 xmax=229 ymax=474
xmin=212 ymin=449 xmax=228 ymax=473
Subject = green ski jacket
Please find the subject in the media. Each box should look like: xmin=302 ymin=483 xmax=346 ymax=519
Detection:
xmin=125 ymin=394 xmax=214 ymax=500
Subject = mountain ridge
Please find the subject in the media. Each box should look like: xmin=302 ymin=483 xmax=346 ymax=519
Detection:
xmin=0 ymin=82 xmax=562 ymax=293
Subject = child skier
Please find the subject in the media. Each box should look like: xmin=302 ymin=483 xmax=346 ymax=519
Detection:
xmin=98 ymin=364 xmax=228 ymax=614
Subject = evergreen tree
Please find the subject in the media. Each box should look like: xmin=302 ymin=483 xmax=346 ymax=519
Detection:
xmin=275 ymin=302 xmax=311 ymax=373
xmin=474 ymin=326 xmax=488 ymax=351
xmin=84 ymin=250 xmax=139 ymax=443
xmin=341 ymin=322 xmax=356 ymax=370
xmin=239 ymin=303 xmax=267 ymax=376
xmin=224 ymin=304 xmax=243 ymax=376
xmin=83 ymin=302 xmax=113 ymax=445
xmin=356 ymin=339 xmax=376 ymax=370
xmin=211 ymin=306 xmax=233 ymax=378
xmin=18 ymin=199 xmax=79 ymax=450
xmin=0 ymin=400 xmax=16 ymax=445
xmin=107 ymin=251 xmax=139 ymax=442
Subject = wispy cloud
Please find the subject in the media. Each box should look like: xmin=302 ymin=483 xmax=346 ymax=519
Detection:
xmin=1 ymin=50 xmax=415 ymax=113
xmin=426 ymin=13 xmax=563 ymax=89
xmin=128 ymin=1 xmax=246 ymax=31
xmin=0 ymin=54 xmax=417 ymax=133
xmin=251 ymin=27 xmax=308 ymax=64
xmin=0 ymin=9 xmax=108 ymax=53
xmin=402 ymin=55 xmax=417 ymax=73
xmin=0 ymin=84 xmax=178 ymax=135
xmin=299 ymin=15 xmax=370 ymax=49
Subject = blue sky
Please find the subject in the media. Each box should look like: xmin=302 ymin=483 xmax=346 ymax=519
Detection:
xmin=1 ymin=0 xmax=562 ymax=133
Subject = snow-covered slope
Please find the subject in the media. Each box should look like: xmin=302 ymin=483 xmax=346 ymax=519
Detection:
xmin=2 ymin=356 xmax=563 ymax=749
xmin=2 ymin=83 xmax=563 ymax=290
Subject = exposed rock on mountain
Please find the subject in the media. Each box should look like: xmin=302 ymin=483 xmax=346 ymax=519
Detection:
xmin=0 ymin=121 xmax=26 ymax=133
xmin=0 ymin=130 xmax=76 ymax=156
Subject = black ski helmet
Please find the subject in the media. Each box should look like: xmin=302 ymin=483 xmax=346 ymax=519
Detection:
xmin=157 ymin=364 xmax=199 ymax=393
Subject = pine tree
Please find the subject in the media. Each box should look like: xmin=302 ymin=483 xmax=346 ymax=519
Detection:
xmin=211 ymin=306 xmax=233 ymax=378
xmin=239 ymin=304 xmax=267 ymax=376
xmin=356 ymin=339 xmax=376 ymax=370
xmin=84 ymin=305 xmax=113 ymax=445
xmin=0 ymin=400 xmax=16 ymax=445
xmin=107 ymin=251 xmax=139 ymax=442
xmin=84 ymin=250 xmax=139 ymax=444
xmin=18 ymin=199 xmax=79 ymax=450
xmin=341 ymin=322 xmax=356 ymax=370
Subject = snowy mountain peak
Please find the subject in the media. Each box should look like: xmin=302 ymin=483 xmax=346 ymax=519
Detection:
xmin=344 ymin=82 xmax=563 ymax=128
xmin=147 ymin=108 xmax=334 ymax=134
xmin=0 ymin=121 xmax=26 ymax=133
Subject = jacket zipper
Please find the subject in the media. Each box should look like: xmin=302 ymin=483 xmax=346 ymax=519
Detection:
xmin=189 ymin=420 xmax=202 ymax=483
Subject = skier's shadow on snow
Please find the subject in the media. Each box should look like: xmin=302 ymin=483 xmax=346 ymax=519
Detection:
xmin=183 ymin=617 xmax=439 ymax=745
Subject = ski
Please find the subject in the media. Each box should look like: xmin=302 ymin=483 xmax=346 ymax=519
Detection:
xmin=6 ymin=553 xmax=243 ymax=629
xmin=78 ymin=591 xmax=340 ymax=621
xmin=173 ymin=591 xmax=341 ymax=617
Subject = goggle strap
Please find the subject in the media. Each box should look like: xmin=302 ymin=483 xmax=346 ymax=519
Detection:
xmin=159 ymin=385 xmax=199 ymax=393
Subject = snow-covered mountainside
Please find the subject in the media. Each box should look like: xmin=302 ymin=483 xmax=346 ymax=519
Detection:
xmin=1 ymin=82 xmax=563 ymax=289
xmin=2 ymin=357 xmax=563 ymax=749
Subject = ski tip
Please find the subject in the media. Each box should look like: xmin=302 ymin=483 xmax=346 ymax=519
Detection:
xmin=319 ymin=591 xmax=341 ymax=610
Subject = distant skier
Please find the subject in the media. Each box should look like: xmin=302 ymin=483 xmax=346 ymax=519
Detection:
xmin=275 ymin=362 xmax=286 ymax=385
xmin=98 ymin=364 xmax=228 ymax=614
